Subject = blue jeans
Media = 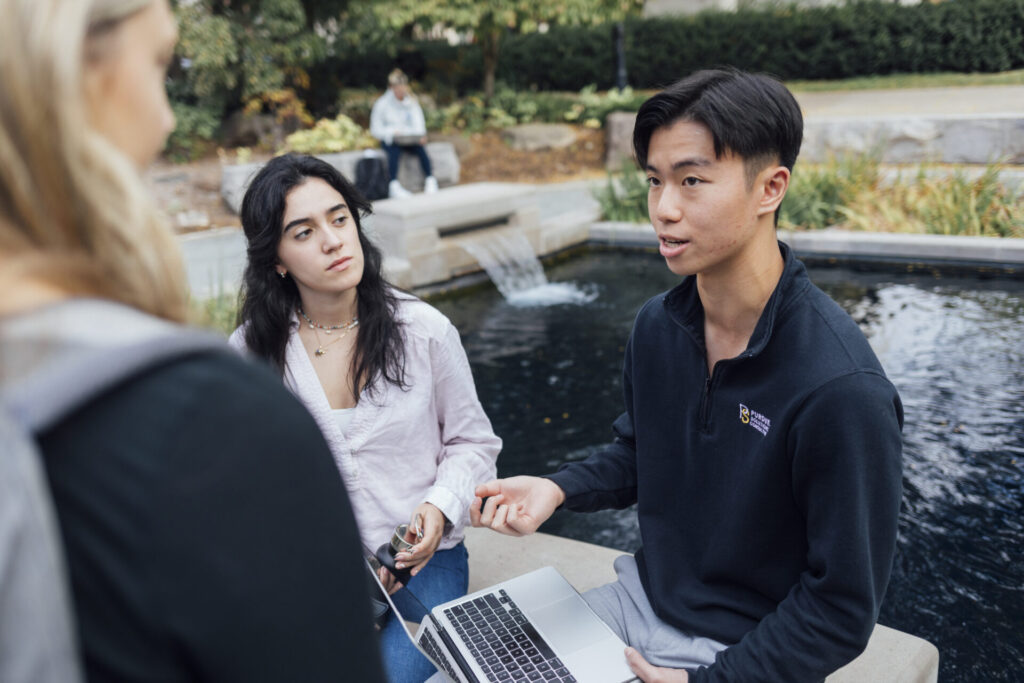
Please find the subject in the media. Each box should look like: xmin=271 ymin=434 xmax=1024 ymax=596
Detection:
xmin=381 ymin=543 xmax=469 ymax=683
xmin=382 ymin=142 xmax=433 ymax=181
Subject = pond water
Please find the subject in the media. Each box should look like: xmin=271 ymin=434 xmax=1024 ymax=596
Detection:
xmin=431 ymin=249 xmax=1024 ymax=683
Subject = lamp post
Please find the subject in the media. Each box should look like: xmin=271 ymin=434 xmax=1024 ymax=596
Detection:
xmin=614 ymin=21 xmax=627 ymax=91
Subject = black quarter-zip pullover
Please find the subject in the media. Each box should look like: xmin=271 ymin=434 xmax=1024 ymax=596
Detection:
xmin=548 ymin=242 xmax=904 ymax=682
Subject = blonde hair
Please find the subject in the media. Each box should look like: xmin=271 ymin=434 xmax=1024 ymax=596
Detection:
xmin=387 ymin=69 xmax=409 ymax=87
xmin=0 ymin=0 xmax=188 ymax=322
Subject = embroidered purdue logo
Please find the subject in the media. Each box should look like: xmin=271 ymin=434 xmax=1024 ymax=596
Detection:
xmin=739 ymin=403 xmax=771 ymax=436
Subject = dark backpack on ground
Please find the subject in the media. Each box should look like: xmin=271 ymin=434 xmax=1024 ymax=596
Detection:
xmin=354 ymin=154 xmax=389 ymax=201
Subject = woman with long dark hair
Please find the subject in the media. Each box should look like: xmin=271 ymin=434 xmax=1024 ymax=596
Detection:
xmin=231 ymin=153 xmax=501 ymax=683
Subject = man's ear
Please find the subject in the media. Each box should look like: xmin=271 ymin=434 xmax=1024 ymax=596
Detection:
xmin=756 ymin=166 xmax=790 ymax=218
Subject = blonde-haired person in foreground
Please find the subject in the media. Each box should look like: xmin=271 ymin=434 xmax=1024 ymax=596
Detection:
xmin=0 ymin=1 xmax=385 ymax=681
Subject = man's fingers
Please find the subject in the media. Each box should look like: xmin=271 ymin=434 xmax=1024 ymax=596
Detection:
xmin=625 ymin=647 xmax=654 ymax=682
xmin=491 ymin=503 xmax=509 ymax=532
xmin=623 ymin=647 xmax=687 ymax=683
xmin=489 ymin=503 xmax=526 ymax=537
xmin=470 ymin=497 xmax=484 ymax=526
xmin=475 ymin=480 xmax=503 ymax=498
xmin=478 ymin=494 xmax=504 ymax=527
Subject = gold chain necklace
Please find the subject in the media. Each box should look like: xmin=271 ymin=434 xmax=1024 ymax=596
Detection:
xmin=298 ymin=308 xmax=359 ymax=357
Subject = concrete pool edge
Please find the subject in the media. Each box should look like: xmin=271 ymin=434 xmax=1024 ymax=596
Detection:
xmin=589 ymin=222 xmax=1024 ymax=274
xmin=404 ymin=224 xmax=1024 ymax=297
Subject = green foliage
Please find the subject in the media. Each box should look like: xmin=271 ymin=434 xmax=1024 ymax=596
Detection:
xmin=325 ymin=0 xmax=1024 ymax=95
xmin=780 ymin=153 xmax=882 ymax=231
xmin=564 ymin=85 xmax=646 ymax=125
xmin=167 ymin=0 xmax=329 ymax=156
xmin=345 ymin=0 xmax=643 ymax=97
xmin=165 ymin=101 xmax=222 ymax=162
xmin=840 ymin=165 xmax=1024 ymax=238
xmin=427 ymin=94 xmax=517 ymax=133
xmin=282 ymin=114 xmax=376 ymax=154
xmin=425 ymin=85 xmax=646 ymax=133
xmin=334 ymin=89 xmax=385 ymax=128
xmin=595 ymin=168 xmax=648 ymax=223
xmin=189 ymin=292 xmax=238 ymax=338
xmin=625 ymin=0 xmax=1024 ymax=85
xmin=598 ymin=153 xmax=1024 ymax=238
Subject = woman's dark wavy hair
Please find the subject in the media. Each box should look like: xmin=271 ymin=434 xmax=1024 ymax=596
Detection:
xmin=236 ymin=153 xmax=407 ymax=402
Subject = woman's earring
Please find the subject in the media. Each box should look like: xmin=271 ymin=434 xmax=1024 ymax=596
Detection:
xmin=277 ymin=270 xmax=286 ymax=279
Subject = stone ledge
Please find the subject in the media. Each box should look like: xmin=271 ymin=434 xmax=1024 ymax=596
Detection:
xmin=371 ymin=183 xmax=539 ymax=289
xmin=588 ymin=222 xmax=1024 ymax=270
xmin=220 ymin=142 xmax=460 ymax=214
xmin=463 ymin=527 xmax=939 ymax=683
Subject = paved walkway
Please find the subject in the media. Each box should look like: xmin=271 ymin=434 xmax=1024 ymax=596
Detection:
xmin=794 ymin=84 xmax=1024 ymax=117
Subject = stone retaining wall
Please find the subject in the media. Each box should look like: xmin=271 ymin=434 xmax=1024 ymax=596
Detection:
xmin=605 ymin=111 xmax=1024 ymax=167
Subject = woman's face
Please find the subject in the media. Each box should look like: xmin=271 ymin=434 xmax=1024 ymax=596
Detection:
xmin=83 ymin=0 xmax=177 ymax=167
xmin=276 ymin=177 xmax=365 ymax=300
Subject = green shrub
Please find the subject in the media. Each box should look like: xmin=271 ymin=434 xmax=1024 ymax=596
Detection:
xmin=164 ymin=101 xmax=221 ymax=161
xmin=595 ymin=168 xmax=648 ymax=223
xmin=841 ymin=165 xmax=1024 ymax=238
xmin=780 ymin=153 xmax=882 ymax=231
xmin=333 ymin=0 xmax=1024 ymax=93
xmin=597 ymin=153 xmax=1024 ymax=238
xmin=189 ymin=292 xmax=238 ymax=337
xmin=424 ymin=86 xmax=647 ymax=133
xmin=282 ymin=114 xmax=376 ymax=154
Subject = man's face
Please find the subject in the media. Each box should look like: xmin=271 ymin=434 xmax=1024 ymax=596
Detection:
xmin=645 ymin=119 xmax=770 ymax=278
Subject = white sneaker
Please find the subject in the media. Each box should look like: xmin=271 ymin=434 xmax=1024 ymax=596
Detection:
xmin=424 ymin=176 xmax=439 ymax=194
xmin=388 ymin=180 xmax=411 ymax=199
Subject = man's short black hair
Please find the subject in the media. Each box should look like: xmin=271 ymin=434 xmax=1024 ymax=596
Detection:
xmin=633 ymin=68 xmax=803 ymax=184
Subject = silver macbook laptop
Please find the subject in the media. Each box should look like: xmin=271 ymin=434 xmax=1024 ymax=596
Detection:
xmin=366 ymin=560 xmax=638 ymax=683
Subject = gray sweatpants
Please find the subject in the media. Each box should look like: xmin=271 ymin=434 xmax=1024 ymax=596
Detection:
xmin=582 ymin=554 xmax=728 ymax=673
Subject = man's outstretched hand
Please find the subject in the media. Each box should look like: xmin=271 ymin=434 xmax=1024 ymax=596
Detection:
xmin=469 ymin=476 xmax=565 ymax=536
xmin=625 ymin=647 xmax=689 ymax=683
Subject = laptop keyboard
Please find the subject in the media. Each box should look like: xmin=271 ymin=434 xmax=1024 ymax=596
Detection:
xmin=421 ymin=629 xmax=461 ymax=682
xmin=444 ymin=589 xmax=578 ymax=683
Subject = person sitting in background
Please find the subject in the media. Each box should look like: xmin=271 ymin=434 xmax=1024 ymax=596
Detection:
xmin=370 ymin=68 xmax=438 ymax=199
xmin=230 ymin=153 xmax=501 ymax=683
xmin=0 ymin=1 xmax=385 ymax=680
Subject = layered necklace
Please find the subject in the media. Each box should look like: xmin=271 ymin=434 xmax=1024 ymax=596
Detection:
xmin=298 ymin=307 xmax=359 ymax=357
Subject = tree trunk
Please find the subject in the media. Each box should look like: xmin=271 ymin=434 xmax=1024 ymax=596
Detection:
xmin=481 ymin=29 xmax=501 ymax=102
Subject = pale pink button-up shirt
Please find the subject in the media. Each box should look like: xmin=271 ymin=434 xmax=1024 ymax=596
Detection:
xmin=230 ymin=294 xmax=501 ymax=552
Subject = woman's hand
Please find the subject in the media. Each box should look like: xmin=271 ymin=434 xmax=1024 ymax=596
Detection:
xmin=394 ymin=502 xmax=446 ymax=577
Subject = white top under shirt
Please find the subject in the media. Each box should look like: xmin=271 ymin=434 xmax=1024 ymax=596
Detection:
xmin=332 ymin=407 xmax=356 ymax=434
xmin=229 ymin=292 xmax=501 ymax=552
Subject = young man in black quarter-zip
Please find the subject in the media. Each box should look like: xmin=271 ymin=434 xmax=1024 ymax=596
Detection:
xmin=470 ymin=69 xmax=904 ymax=683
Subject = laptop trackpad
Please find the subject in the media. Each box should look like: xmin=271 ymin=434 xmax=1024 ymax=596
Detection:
xmin=532 ymin=597 xmax=613 ymax=655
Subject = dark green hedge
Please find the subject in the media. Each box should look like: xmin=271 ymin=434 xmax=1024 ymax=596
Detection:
xmin=325 ymin=0 xmax=1024 ymax=98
